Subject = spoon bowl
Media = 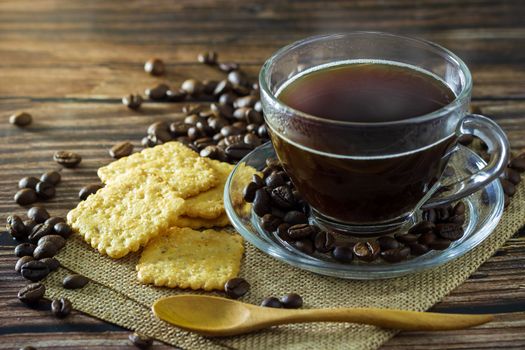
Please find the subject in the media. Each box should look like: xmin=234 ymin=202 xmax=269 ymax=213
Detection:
xmin=153 ymin=294 xmax=493 ymax=337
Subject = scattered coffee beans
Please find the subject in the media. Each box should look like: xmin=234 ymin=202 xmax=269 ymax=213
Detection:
xmin=129 ymin=332 xmax=153 ymax=349
xmin=9 ymin=112 xmax=32 ymax=127
xmin=110 ymin=141 xmax=134 ymax=159
xmin=122 ymin=94 xmax=143 ymax=110
xmin=20 ymin=260 xmax=50 ymax=282
xmin=15 ymin=256 xmax=34 ymax=273
xmin=53 ymin=151 xmax=82 ymax=168
xmin=28 ymin=223 xmax=53 ymax=243
xmin=144 ymin=58 xmax=165 ymax=76
xmin=260 ymin=297 xmax=282 ymax=308
xmin=280 ymin=293 xmax=303 ymax=309
xmin=18 ymin=176 xmax=39 ymax=190
xmin=14 ymin=188 xmax=38 ymax=206
xmin=27 ymin=206 xmax=50 ymax=223
xmin=198 ymin=51 xmax=218 ymax=65
xmin=6 ymin=215 xmax=27 ymax=240
xmin=51 ymin=298 xmax=72 ymax=318
xmin=18 ymin=283 xmax=45 ymax=304
xmin=224 ymin=277 xmax=250 ymax=299
xmin=41 ymin=257 xmax=60 ymax=271
xmin=63 ymin=274 xmax=89 ymax=289
xmin=14 ymin=243 xmax=36 ymax=257
xmin=35 ymin=181 xmax=56 ymax=200
xmin=33 ymin=241 xmax=59 ymax=259
xmin=332 ymin=246 xmax=354 ymax=263
xmin=79 ymin=183 xmax=103 ymax=201
xmin=40 ymin=171 xmax=61 ymax=185
xmin=53 ymin=222 xmax=73 ymax=238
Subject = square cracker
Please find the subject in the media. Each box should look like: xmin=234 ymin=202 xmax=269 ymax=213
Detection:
xmin=172 ymin=213 xmax=231 ymax=229
xmin=67 ymin=170 xmax=185 ymax=259
xmin=97 ymin=141 xmax=218 ymax=198
xmin=136 ymin=227 xmax=244 ymax=291
xmin=182 ymin=159 xmax=234 ymax=219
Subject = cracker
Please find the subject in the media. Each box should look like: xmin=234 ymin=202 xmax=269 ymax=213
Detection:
xmin=183 ymin=159 xmax=234 ymax=219
xmin=97 ymin=142 xmax=218 ymax=198
xmin=67 ymin=170 xmax=185 ymax=259
xmin=172 ymin=213 xmax=231 ymax=229
xmin=136 ymin=227 xmax=244 ymax=290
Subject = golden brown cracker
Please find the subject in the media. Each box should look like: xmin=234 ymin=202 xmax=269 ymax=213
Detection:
xmin=97 ymin=142 xmax=218 ymax=198
xmin=136 ymin=227 xmax=244 ymax=291
xmin=172 ymin=213 xmax=231 ymax=229
xmin=67 ymin=170 xmax=185 ymax=259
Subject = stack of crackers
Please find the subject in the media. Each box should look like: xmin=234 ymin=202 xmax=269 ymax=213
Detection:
xmin=66 ymin=142 xmax=256 ymax=291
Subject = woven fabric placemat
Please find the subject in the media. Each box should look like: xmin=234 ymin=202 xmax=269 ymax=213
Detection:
xmin=43 ymin=182 xmax=524 ymax=350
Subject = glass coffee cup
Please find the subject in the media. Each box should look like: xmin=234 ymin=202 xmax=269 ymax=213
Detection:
xmin=259 ymin=32 xmax=509 ymax=234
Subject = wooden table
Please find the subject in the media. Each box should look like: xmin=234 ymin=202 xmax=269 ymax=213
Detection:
xmin=1 ymin=1 xmax=524 ymax=349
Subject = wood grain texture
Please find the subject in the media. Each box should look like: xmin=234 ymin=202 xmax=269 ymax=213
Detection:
xmin=1 ymin=0 xmax=524 ymax=349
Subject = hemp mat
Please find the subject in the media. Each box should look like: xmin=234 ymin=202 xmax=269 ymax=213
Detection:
xmin=43 ymin=183 xmax=524 ymax=350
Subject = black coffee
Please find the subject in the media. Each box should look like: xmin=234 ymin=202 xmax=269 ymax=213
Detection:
xmin=274 ymin=62 xmax=456 ymax=223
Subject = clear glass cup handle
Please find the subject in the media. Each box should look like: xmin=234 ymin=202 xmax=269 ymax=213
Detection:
xmin=423 ymin=114 xmax=510 ymax=208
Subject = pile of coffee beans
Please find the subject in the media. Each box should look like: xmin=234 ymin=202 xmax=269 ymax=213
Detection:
xmin=122 ymin=54 xmax=269 ymax=165
xmin=243 ymin=155 xmax=515 ymax=263
xmin=14 ymin=171 xmax=62 ymax=206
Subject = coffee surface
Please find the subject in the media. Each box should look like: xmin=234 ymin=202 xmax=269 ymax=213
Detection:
xmin=278 ymin=62 xmax=455 ymax=123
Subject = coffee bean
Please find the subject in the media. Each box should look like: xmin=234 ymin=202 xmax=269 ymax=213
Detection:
xmin=200 ymin=145 xmax=227 ymax=161
xmin=377 ymin=236 xmax=399 ymax=251
xmin=6 ymin=215 xmax=27 ymax=240
xmin=129 ymin=332 xmax=153 ymax=349
xmin=258 ymin=124 xmax=269 ymax=139
xmin=53 ymin=151 xmax=81 ymax=168
xmin=19 ymin=176 xmax=40 ymax=190
xmin=33 ymin=241 xmax=58 ymax=260
xmin=244 ymin=109 xmax=263 ymax=125
xmin=283 ymin=211 xmax=308 ymax=225
xmin=15 ymin=256 xmax=34 ymax=273
xmin=436 ymin=207 xmax=450 ymax=221
xmin=394 ymin=233 xmax=418 ymax=244
xmin=353 ymin=241 xmax=381 ymax=262
xmin=218 ymin=62 xmax=240 ymax=73
xmin=280 ymin=293 xmax=303 ymax=309
xmin=458 ymin=134 xmax=474 ymax=145
xmin=39 ymin=172 xmax=61 ymax=187
xmin=504 ymin=167 xmax=521 ymax=185
xmin=380 ymin=247 xmax=410 ymax=263
xmin=145 ymin=83 xmax=169 ymax=100
xmin=28 ymin=223 xmax=53 ymax=243
xmin=270 ymin=186 xmax=296 ymax=209
xmin=233 ymin=120 xmax=248 ymax=133
xmin=243 ymin=182 xmax=259 ymax=203
xmin=41 ymin=257 xmax=60 ymax=271
xmin=218 ymin=92 xmax=236 ymax=106
xmin=261 ymin=297 xmax=282 ymax=308
xmin=38 ymin=234 xmax=66 ymax=250
xmin=184 ymin=114 xmax=201 ymax=126
xmin=197 ymin=51 xmax=218 ymax=65
xmin=15 ymin=243 xmax=36 ymax=257
xmin=79 ymin=183 xmax=103 ymax=201
xmin=435 ymin=223 xmax=464 ymax=241
xmin=19 ymin=346 xmax=37 ymax=350
xmin=109 ymin=141 xmax=133 ymax=159
xmin=51 ymin=298 xmax=72 ymax=318
xmin=225 ymin=142 xmax=253 ymax=160
xmin=141 ymin=135 xmax=157 ymax=148
xmin=500 ymin=178 xmax=516 ymax=197
xmin=422 ymin=209 xmax=437 ymax=223
xmin=452 ymin=202 xmax=466 ymax=216
xmin=276 ymin=223 xmax=292 ymax=241
xmin=418 ymin=231 xmax=436 ymax=245
xmin=195 ymin=121 xmax=214 ymax=136
xmin=265 ymin=172 xmax=285 ymax=188
xmin=169 ymin=122 xmax=191 ymax=137
xmin=224 ymin=277 xmax=250 ymax=299
xmin=63 ymin=274 xmax=89 ymax=289
xmin=429 ymin=238 xmax=451 ymax=250
xmin=208 ymin=117 xmax=229 ymax=132
xmin=509 ymin=156 xmax=525 ymax=172
xmin=287 ymin=224 xmax=315 ymax=240
xmin=408 ymin=242 xmax=430 ymax=255
xmin=227 ymin=70 xmax=246 ymax=86
xmin=122 ymin=94 xmax=143 ymax=110
xmin=408 ymin=221 xmax=435 ymax=235
xmin=23 ymin=219 xmax=37 ymax=235
xmin=220 ymin=125 xmax=243 ymax=138
xmin=44 ymin=217 xmax=63 ymax=228
xmin=166 ymin=88 xmax=187 ymax=102
xmin=35 ymin=181 xmax=55 ymax=200
xmin=270 ymin=207 xmax=286 ymax=219
xmin=10 ymin=112 xmax=33 ymax=127
xmin=144 ymin=58 xmax=165 ymax=76
xmin=147 ymin=121 xmax=172 ymax=143
xmin=260 ymin=214 xmax=281 ymax=232
xmin=14 ymin=188 xmax=38 ymax=205
xmin=294 ymin=239 xmax=314 ymax=254
xmin=181 ymin=79 xmax=204 ymax=97
xmin=21 ymin=260 xmax=49 ymax=282
xmin=314 ymin=231 xmax=335 ymax=253
xmin=202 ymin=80 xmax=218 ymax=95
xmin=27 ymin=206 xmax=49 ymax=224
xmin=18 ymin=282 xmax=45 ymax=304
xmin=234 ymin=96 xmax=257 ymax=109
xmin=253 ymin=189 xmax=271 ymax=216
xmin=332 ymin=246 xmax=354 ymax=263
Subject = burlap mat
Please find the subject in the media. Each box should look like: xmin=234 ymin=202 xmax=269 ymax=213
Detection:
xmin=43 ymin=181 xmax=525 ymax=350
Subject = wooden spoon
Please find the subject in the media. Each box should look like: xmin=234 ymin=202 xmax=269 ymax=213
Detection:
xmin=152 ymin=295 xmax=493 ymax=337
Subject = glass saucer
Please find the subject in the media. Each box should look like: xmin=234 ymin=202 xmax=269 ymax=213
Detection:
xmin=224 ymin=142 xmax=504 ymax=279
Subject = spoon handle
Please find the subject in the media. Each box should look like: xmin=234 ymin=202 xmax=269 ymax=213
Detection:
xmin=273 ymin=308 xmax=493 ymax=331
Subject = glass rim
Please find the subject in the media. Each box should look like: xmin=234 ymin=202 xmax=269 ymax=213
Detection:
xmin=259 ymin=31 xmax=473 ymax=127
